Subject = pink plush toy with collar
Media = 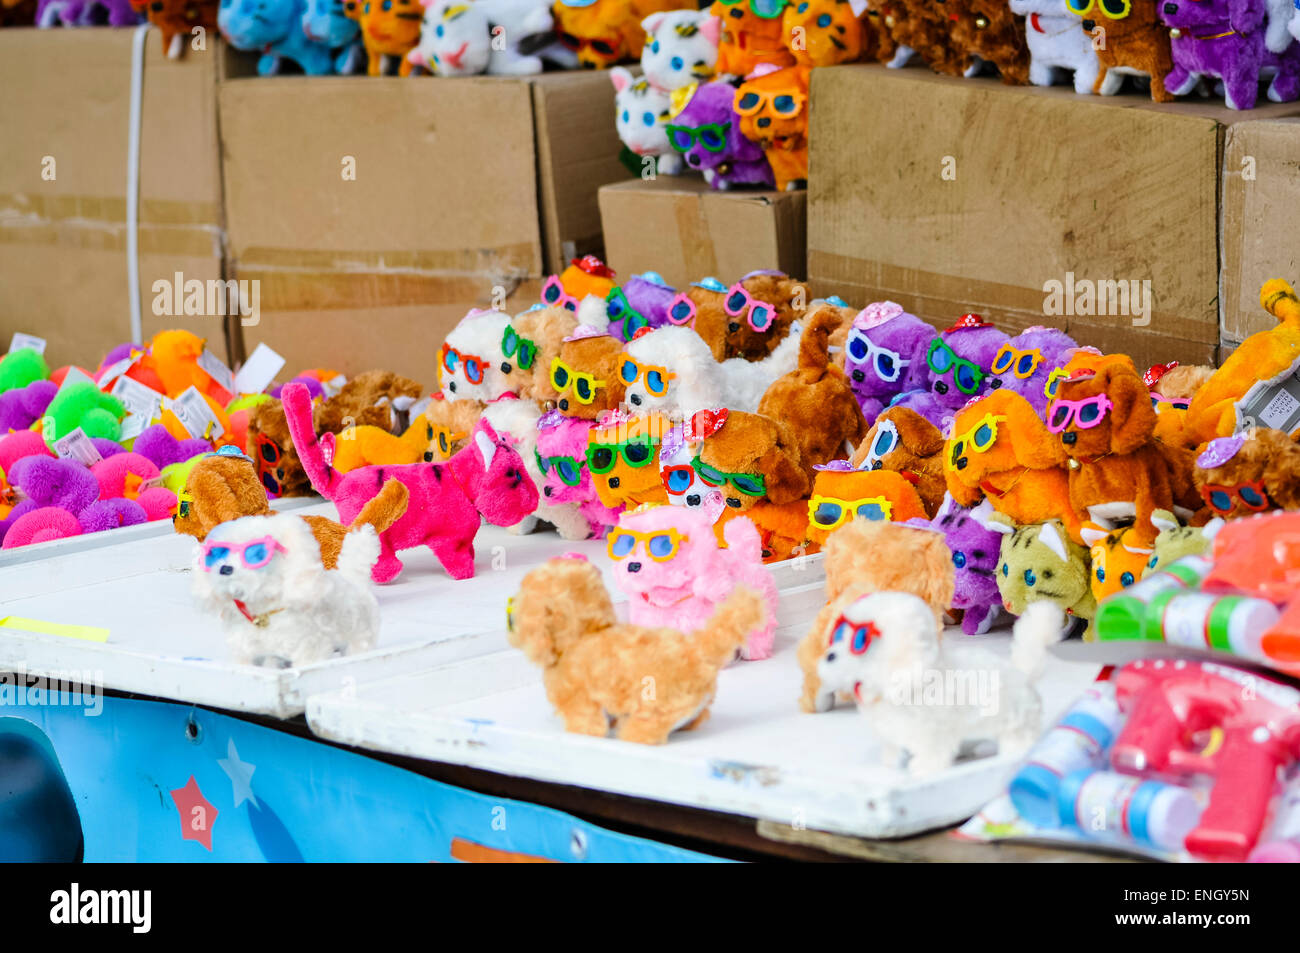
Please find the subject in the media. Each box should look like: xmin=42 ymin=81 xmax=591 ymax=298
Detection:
xmin=535 ymin=410 xmax=621 ymax=538
xmin=609 ymin=503 xmax=778 ymax=660
xmin=282 ymin=382 xmax=538 ymax=583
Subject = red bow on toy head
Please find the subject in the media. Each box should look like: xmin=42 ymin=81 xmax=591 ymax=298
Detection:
xmin=1143 ymin=361 xmax=1179 ymax=388
xmin=946 ymin=313 xmax=991 ymax=334
xmin=686 ymin=408 xmax=729 ymax=441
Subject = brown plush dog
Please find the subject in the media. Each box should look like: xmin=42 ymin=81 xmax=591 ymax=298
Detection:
xmin=173 ymin=451 xmax=409 ymax=569
xmin=246 ymin=399 xmax=312 ymax=498
xmin=1076 ymin=0 xmax=1173 ymax=101
xmin=698 ymin=410 xmax=811 ymax=513
xmin=757 ymin=308 xmax=868 ymax=470
xmin=313 ymin=370 xmax=422 ymax=435
xmin=691 ymin=273 xmax=805 ymax=363
xmin=507 ymin=304 xmax=581 ymax=403
xmin=554 ymin=332 xmax=627 ymax=420
xmin=507 ymin=557 xmax=767 ymax=745
xmin=1193 ymin=428 xmax=1300 ymax=519
xmin=797 ymin=519 xmax=955 ymax=713
xmin=851 ymin=405 xmax=947 ymax=516
xmin=867 ymin=0 xmax=973 ymax=73
xmin=950 ymin=0 xmax=1030 ymax=84
xmin=1053 ymin=363 xmax=1191 ymax=546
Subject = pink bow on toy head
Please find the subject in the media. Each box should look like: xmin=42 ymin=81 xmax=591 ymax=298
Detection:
xmin=853 ymin=301 xmax=904 ymax=331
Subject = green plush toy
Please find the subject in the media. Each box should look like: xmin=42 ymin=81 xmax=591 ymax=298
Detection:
xmin=42 ymin=383 xmax=126 ymax=447
xmin=1142 ymin=509 xmax=1223 ymax=577
xmin=0 ymin=348 xmax=50 ymax=392
xmin=989 ymin=515 xmax=1097 ymax=627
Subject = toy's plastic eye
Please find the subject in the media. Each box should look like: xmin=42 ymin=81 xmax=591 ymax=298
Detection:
xmin=651 ymin=40 xmax=660 ymax=52
xmin=1120 ymin=572 xmax=1135 ymax=587
xmin=732 ymin=474 xmax=765 ymax=496
xmin=1096 ymin=567 xmax=1106 ymax=582
xmin=797 ymin=1 xmax=808 ymax=10
xmin=851 ymin=625 xmax=871 ymax=654
xmin=590 ymin=447 xmax=614 ymax=471
xmin=666 ymin=469 xmax=692 ymax=493
xmin=856 ymin=501 xmax=888 ymax=521
xmin=1079 ymin=401 xmax=1103 ymax=424
xmin=700 ymin=127 xmax=726 ymax=150
xmin=816 ymin=12 xmax=830 ymax=25
xmin=642 ymin=112 xmax=655 ymax=127
xmin=621 ymin=109 xmax=629 ymax=124
xmin=621 ymin=360 xmax=638 ymax=384
xmin=557 ymin=459 xmax=579 ymax=484
xmin=953 ymin=551 xmax=967 ymax=569
xmin=974 ymin=423 xmax=994 ymax=447
xmin=624 ymin=442 xmax=652 ymax=465
xmin=244 ymin=543 xmax=268 ymax=565
xmin=648 ymin=534 xmax=676 ymax=559
xmin=575 ymin=377 xmax=594 ymax=401
xmin=435 ymin=23 xmax=443 ymax=36
xmin=1002 ymin=563 xmax=1009 ymax=577
xmin=1049 ymin=404 xmax=1071 ymax=429
xmin=670 ymin=56 xmax=683 ymax=70
xmin=1209 ymin=489 xmax=1231 ymax=512
xmin=1017 ymin=353 xmax=1037 ymax=376
xmin=956 ymin=364 xmax=981 ymax=392
xmin=611 ymin=533 xmax=635 ymax=557
xmin=813 ymin=501 xmax=842 ymax=526
xmin=750 ymin=304 xmax=774 ymax=331
xmin=1240 ymin=486 xmax=1267 ymax=508
xmin=874 ymin=431 xmax=894 ymax=455
xmin=1024 ymin=569 xmax=1036 ymax=587
xmin=773 ymin=95 xmax=798 ymax=114
xmin=1148 ymin=555 xmax=1159 ymax=568
xmin=876 ymin=353 xmax=896 ymax=378
xmin=381 ymin=0 xmax=390 ymax=9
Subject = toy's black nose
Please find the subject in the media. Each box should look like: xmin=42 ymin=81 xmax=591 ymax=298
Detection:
xmin=989 ymin=377 xmax=1002 ymax=389
xmin=608 ymin=476 xmax=620 ymax=488
xmin=500 ymin=362 xmax=512 ymax=374
xmin=933 ymin=381 xmax=948 ymax=394
xmin=728 ymin=322 xmax=740 ymax=333
xmin=955 ymin=457 xmax=967 ymax=471
xmin=543 ymin=485 xmax=553 ymax=497
xmin=558 ymin=398 xmax=569 ymax=410
xmin=447 ymin=381 xmax=457 ymax=393
xmin=871 ymin=460 xmax=883 ymax=470
xmin=851 ymin=369 xmax=864 ymax=382
xmin=219 ymin=565 xmax=233 ymax=576
xmin=726 ymin=497 xmax=741 ymax=508
xmin=757 ymin=116 xmax=770 ymax=128
xmin=1062 ymin=431 xmax=1077 ymax=445
xmin=1161 ymin=3 xmax=1175 ymax=13
xmin=687 ymin=153 xmax=701 ymax=167
xmin=686 ymin=494 xmax=700 ymax=506
xmin=627 ymin=561 xmax=641 ymax=573
xmin=423 ymin=451 xmax=433 ymax=462
xmin=1081 ymin=17 xmax=1095 ymax=29
xmin=629 ymin=393 xmax=641 ymax=405
xmin=826 ymin=652 xmax=837 ymax=662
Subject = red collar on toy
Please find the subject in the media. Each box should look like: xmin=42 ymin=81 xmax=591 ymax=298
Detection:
xmin=232 ymin=599 xmax=283 ymax=627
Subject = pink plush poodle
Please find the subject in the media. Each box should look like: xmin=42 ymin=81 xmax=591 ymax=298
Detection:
xmin=535 ymin=411 xmax=620 ymax=538
xmin=282 ymin=382 xmax=539 ymax=582
xmin=91 ymin=452 xmax=177 ymax=521
xmin=609 ymin=503 xmax=779 ymax=660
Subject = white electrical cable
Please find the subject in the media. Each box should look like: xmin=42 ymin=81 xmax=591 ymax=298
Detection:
xmin=126 ymin=23 xmax=150 ymax=346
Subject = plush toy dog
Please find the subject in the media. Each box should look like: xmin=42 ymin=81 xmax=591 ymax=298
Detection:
xmin=610 ymin=504 xmax=778 ymax=659
xmin=797 ymin=518 xmax=955 ymax=712
xmin=805 ymin=463 xmax=928 ymax=546
xmin=536 ymin=410 xmax=622 ymax=536
xmin=719 ymin=271 xmax=805 ymax=361
xmin=302 ymin=0 xmax=364 ymax=72
xmin=658 ymin=417 xmax=728 ymax=519
xmin=219 ymin=0 xmax=333 ymax=75
xmin=1010 ymin=0 xmax=1098 ymax=92
xmin=818 ymin=593 xmax=1061 ymax=775
xmin=944 ymin=388 xmax=1082 ymax=541
xmin=784 ymin=0 xmax=874 ymax=66
xmin=313 ymin=369 xmax=422 ymax=435
xmin=607 ymin=273 xmax=679 ymax=342
xmin=246 ymin=398 xmax=311 ymax=498
xmin=842 ymin=301 xmax=937 ymax=426
xmin=506 ymin=304 xmax=583 ymax=402
xmin=357 ymin=0 xmax=422 ymax=74
xmin=192 ymin=513 xmax=380 ymax=668
xmin=1070 ymin=0 xmax=1174 ymax=100
xmin=1161 ymin=0 xmax=1300 ymax=108
xmin=587 ymin=412 xmax=669 ymax=510
xmin=950 ymin=0 xmax=1031 ymax=83
xmin=711 ymin=0 xmax=797 ymax=75
xmin=989 ymin=515 xmax=1096 ymax=621
xmin=611 ymin=67 xmax=681 ymax=176
xmin=757 ymin=307 xmax=867 ymax=469
xmin=667 ymin=80 xmax=774 ymax=190
xmin=1193 ymin=429 xmax=1300 ymax=518
xmin=991 ymin=325 xmax=1078 ymax=418
xmin=440 ymin=309 xmax=513 ymax=402
xmin=871 ymin=0 xmax=974 ymax=71
xmin=851 ymin=406 xmax=947 ymax=516
xmin=895 ymin=313 xmax=1009 ymax=428
xmin=554 ymin=326 xmax=628 ymax=419
xmin=733 ymin=64 xmax=810 ymax=191
xmin=641 ymin=8 xmax=722 ymax=92
xmin=283 ymin=382 xmax=537 ymax=582
xmin=697 ymin=409 xmax=811 ymax=514
xmin=508 ymin=556 xmax=767 ymax=744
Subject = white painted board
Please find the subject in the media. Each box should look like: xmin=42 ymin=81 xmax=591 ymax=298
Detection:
xmin=307 ymin=616 xmax=1102 ymax=840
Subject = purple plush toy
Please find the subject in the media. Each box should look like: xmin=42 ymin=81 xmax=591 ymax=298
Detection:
xmin=668 ymin=81 xmax=774 ymax=190
xmin=131 ymin=424 xmax=211 ymax=470
xmin=989 ymin=325 xmax=1078 ymax=418
xmin=843 ymin=301 xmax=937 ymax=428
xmin=37 ymin=0 xmax=140 ymax=26
xmin=0 ymin=380 xmax=57 ymax=434
xmin=269 ymin=375 xmax=325 ymax=401
xmin=9 ymin=456 xmax=100 ymax=513
xmin=933 ymin=495 xmax=1006 ymax=635
xmin=895 ymin=313 xmax=1010 ymax=429
xmin=1161 ymin=0 xmax=1300 ymax=109
xmin=605 ymin=272 xmax=679 ymax=343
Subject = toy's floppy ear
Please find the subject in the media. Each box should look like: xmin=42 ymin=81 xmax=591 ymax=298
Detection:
xmin=1038 ymin=521 xmax=1070 ymax=562
xmin=1080 ymin=522 xmax=1109 ymax=548
xmin=1004 ymin=393 xmax=1067 ymax=468
xmin=757 ymin=444 xmax=810 ymax=504
xmin=610 ymin=66 xmax=633 ymax=94
xmin=894 ymin=408 xmax=945 ymax=457
xmin=1103 ymin=365 xmax=1156 ymax=455
xmin=190 ymin=467 xmax=242 ymax=535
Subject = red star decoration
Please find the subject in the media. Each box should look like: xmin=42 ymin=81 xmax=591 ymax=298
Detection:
xmin=170 ymin=775 xmax=218 ymax=851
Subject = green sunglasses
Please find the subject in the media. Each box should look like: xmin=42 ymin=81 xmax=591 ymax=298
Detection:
xmin=666 ymin=122 xmax=731 ymax=154
xmin=606 ymin=287 xmax=649 ymax=341
xmin=926 ymin=339 xmax=986 ymax=395
xmin=691 ymin=455 xmax=766 ymax=497
xmin=535 ymin=450 xmax=583 ymax=487
xmin=716 ymin=0 xmax=789 ymax=18
xmin=587 ymin=438 xmax=656 ymax=475
xmin=502 ymin=326 xmax=538 ymax=371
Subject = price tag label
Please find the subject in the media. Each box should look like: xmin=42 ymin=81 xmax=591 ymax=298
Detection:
xmin=110 ymin=375 xmax=164 ymax=419
xmin=196 ymin=349 xmax=236 ymax=396
xmin=170 ymin=386 xmax=224 ymax=441
xmin=233 ymin=343 xmax=286 ymax=395
xmin=55 ymin=366 xmax=96 ymax=395
xmin=1236 ymin=359 xmax=1300 ymax=434
xmin=53 ymin=427 xmax=104 ymax=466
xmin=8 ymin=333 xmax=46 ymax=355
xmin=119 ymin=412 xmax=153 ymax=443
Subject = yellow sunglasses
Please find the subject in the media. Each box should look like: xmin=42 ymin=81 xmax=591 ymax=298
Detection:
xmin=1066 ymin=0 xmax=1131 ymax=18
xmin=808 ymin=494 xmax=893 ymax=531
xmin=550 ymin=357 xmax=606 ymax=404
xmin=428 ymin=424 xmax=467 ymax=461
xmin=1045 ymin=367 xmax=1070 ymax=400
xmin=990 ymin=344 xmax=1043 ymax=380
xmin=607 ymin=527 xmax=689 ymax=562
xmin=949 ymin=413 xmax=1008 ymax=467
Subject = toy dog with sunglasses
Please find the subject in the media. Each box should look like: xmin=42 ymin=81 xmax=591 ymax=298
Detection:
xmin=553 ymin=326 xmax=627 ymax=418
xmin=246 ymin=398 xmax=313 ymax=498
xmin=610 ymin=503 xmax=779 ymax=659
xmin=757 ymin=307 xmax=868 ymax=470
xmin=851 ymin=406 xmax=947 ymax=516
xmin=587 ymin=411 xmax=670 ymax=510
xmin=1160 ymin=0 xmax=1300 ymax=109
xmin=1009 ymin=0 xmax=1101 ymax=93
xmin=711 ymin=0 xmax=797 ymax=75
xmin=283 ymin=382 xmax=538 ymax=582
xmin=192 ymin=512 xmax=381 ymax=668
xmin=659 ymin=416 xmax=729 ymax=518
xmin=805 ymin=461 xmax=928 ymax=546
xmin=990 ymin=326 xmax=1078 ymax=417
xmin=504 ymin=303 xmax=582 ymax=402
xmin=896 ymin=313 xmax=1009 ymax=428
xmin=440 ymin=309 xmax=513 ymax=402
xmin=944 ymin=388 xmax=1082 ymax=541
xmin=667 ymin=80 xmax=774 ymax=190
xmin=733 ymin=64 xmax=810 ymax=191
xmin=1066 ymin=0 xmax=1174 ymax=100
xmin=842 ymin=300 xmax=937 ymax=427
xmin=1193 ymin=429 xmax=1300 ymax=520
xmin=537 ymin=411 xmax=622 ymax=536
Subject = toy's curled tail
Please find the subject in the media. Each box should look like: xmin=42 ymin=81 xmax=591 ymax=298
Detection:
xmin=699 ymin=585 xmax=766 ymax=669
xmin=348 ymin=478 xmax=408 ymax=536
xmin=796 ymin=307 xmax=841 ymax=381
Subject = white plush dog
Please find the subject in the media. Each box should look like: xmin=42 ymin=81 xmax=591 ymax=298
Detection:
xmin=191 ymin=513 xmax=380 ymax=668
xmin=481 ymin=397 xmax=594 ymax=540
xmin=1009 ymin=0 xmax=1100 ymax=94
xmin=816 ymin=592 xmax=1063 ymax=776
xmin=441 ymin=308 xmax=512 ymax=401
xmin=640 ymin=9 xmax=722 ymax=93
xmin=611 ymin=67 xmax=682 ymax=176
xmin=408 ymin=0 xmax=555 ymax=75
xmin=622 ymin=323 xmax=801 ymax=419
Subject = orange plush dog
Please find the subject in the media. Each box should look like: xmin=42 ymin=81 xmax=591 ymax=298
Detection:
xmin=508 ymin=556 xmax=767 ymax=744
xmin=944 ymin=388 xmax=1082 ymax=541
xmin=851 ymin=405 xmax=947 ymax=516
xmin=588 ymin=413 xmax=669 ymax=510
xmin=757 ymin=307 xmax=868 ymax=469
xmin=1072 ymin=0 xmax=1173 ymax=100
xmin=796 ymin=518 xmax=955 ymax=713
xmin=805 ymin=466 xmax=929 ymax=546
xmin=553 ymin=329 xmax=628 ymax=419
xmin=733 ymin=65 xmax=810 ymax=192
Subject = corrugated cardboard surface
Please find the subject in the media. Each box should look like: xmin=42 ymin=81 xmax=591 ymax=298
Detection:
xmin=1222 ymin=118 xmax=1300 ymax=344
xmin=808 ymin=63 xmax=1300 ymax=367
xmin=599 ymin=176 xmax=807 ymax=288
xmin=0 ymin=29 xmax=231 ymax=367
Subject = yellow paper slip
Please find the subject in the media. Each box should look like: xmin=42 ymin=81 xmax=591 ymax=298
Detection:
xmin=0 ymin=617 xmax=109 ymax=643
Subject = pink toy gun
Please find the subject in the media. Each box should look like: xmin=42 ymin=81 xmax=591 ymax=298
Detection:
xmin=1112 ymin=658 xmax=1300 ymax=862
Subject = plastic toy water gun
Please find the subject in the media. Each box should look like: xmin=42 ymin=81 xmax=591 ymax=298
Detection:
xmin=1112 ymin=658 xmax=1300 ymax=861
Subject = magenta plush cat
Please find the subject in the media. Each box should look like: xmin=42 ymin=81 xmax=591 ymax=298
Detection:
xmin=535 ymin=411 xmax=620 ymax=538
xmin=282 ymin=382 xmax=538 ymax=582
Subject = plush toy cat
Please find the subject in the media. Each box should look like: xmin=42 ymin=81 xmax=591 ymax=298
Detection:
xmin=1009 ymin=0 xmax=1098 ymax=93
xmin=408 ymin=0 xmax=555 ymax=74
xmin=219 ymin=0 xmax=334 ymax=75
xmin=1081 ymin=521 xmax=1152 ymax=604
xmin=783 ymin=0 xmax=874 ymax=66
xmin=641 ymin=8 xmax=722 ymax=92
xmin=611 ymin=67 xmax=682 ymax=176
xmin=667 ymin=80 xmax=774 ymax=189
xmin=989 ymin=515 xmax=1096 ymax=622
xmin=733 ymin=64 xmax=810 ymax=191
xmin=931 ymin=496 xmax=1006 ymax=635
xmin=710 ymin=0 xmax=797 ymax=75
xmin=357 ymin=0 xmax=423 ymax=74
xmin=302 ymin=0 xmax=365 ymax=73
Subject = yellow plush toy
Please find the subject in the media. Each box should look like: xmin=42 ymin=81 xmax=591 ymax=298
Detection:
xmin=329 ymin=417 xmax=463 ymax=473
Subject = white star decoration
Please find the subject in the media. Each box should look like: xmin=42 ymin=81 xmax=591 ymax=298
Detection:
xmin=217 ymin=738 xmax=259 ymax=809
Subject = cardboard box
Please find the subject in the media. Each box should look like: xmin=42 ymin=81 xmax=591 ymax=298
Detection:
xmin=807 ymin=64 xmax=1300 ymax=367
xmin=1222 ymin=118 xmax=1300 ymax=348
xmin=0 ymin=28 xmax=235 ymax=368
xmin=221 ymin=71 xmax=626 ymax=381
xmin=598 ymin=176 xmax=807 ymax=289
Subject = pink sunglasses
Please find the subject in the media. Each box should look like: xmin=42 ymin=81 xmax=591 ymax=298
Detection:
xmin=666 ymin=292 xmax=697 ymax=327
xmin=201 ymin=536 xmax=286 ymax=572
xmin=723 ymin=283 xmax=777 ymax=332
xmin=541 ymin=275 xmax=579 ymax=313
xmin=1047 ymin=393 xmax=1113 ymax=433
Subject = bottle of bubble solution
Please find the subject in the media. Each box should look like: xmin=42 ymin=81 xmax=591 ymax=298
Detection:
xmin=1143 ymin=590 xmax=1281 ymax=663
xmin=1008 ymin=681 xmax=1123 ymax=827
xmin=1248 ymin=771 xmax=1300 ymax=863
xmin=1095 ymin=555 xmax=1212 ymax=642
xmin=1057 ymin=769 xmax=1202 ymax=853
